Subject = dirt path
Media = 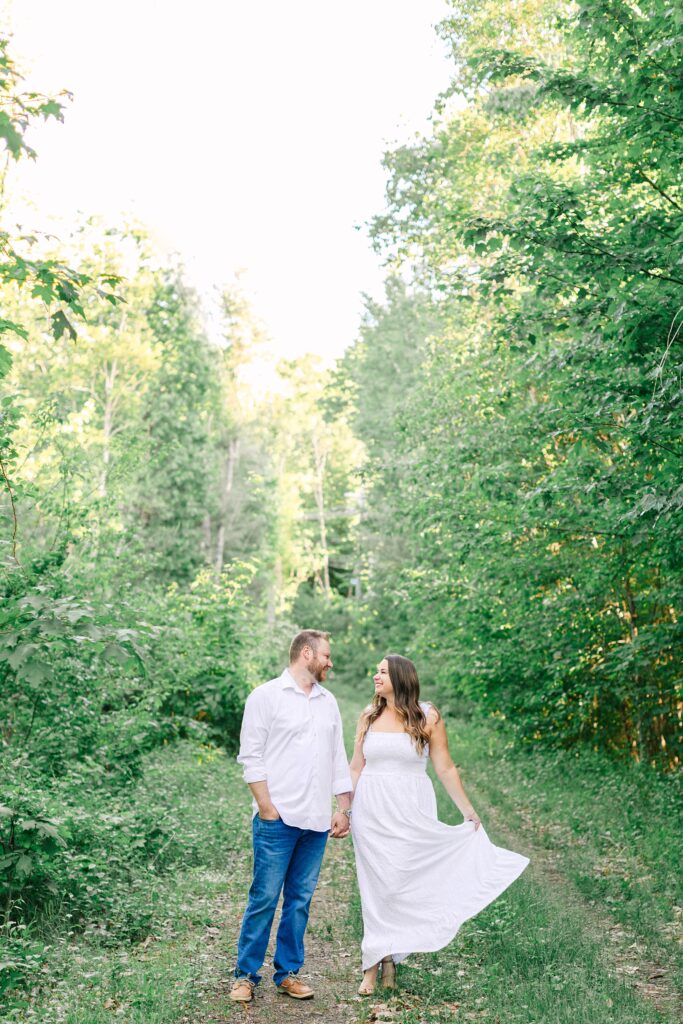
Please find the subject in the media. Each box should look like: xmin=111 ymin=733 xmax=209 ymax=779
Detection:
xmin=192 ymin=832 xmax=364 ymax=1023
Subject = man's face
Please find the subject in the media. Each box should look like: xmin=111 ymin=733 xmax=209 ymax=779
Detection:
xmin=309 ymin=641 xmax=333 ymax=683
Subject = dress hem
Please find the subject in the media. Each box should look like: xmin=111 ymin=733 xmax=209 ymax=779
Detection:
xmin=360 ymin=854 xmax=530 ymax=970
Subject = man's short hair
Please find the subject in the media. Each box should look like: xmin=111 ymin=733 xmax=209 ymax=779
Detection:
xmin=289 ymin=630 xmax=330 ymax=663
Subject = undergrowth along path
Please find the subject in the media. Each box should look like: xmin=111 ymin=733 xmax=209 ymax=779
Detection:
xmin=9 ymin=686 xmax=681 ymax=1024
xmin=451 ymin=711 xmax=683 ymax=1021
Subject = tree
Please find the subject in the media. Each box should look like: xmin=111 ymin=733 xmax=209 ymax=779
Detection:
xmin=338 ymin=0 xmax=681 ymax=768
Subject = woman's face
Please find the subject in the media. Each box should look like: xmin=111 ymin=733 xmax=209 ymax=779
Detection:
xmin=373 ymin=658 xmax=394 ymax=699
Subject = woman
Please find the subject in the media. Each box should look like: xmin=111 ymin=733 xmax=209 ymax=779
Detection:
xmin=349 ymin=654 xmax=529 ymax=996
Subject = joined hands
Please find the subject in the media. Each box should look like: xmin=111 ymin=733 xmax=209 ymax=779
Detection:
xmin=330 ymin=810 xmax=351 ymax=838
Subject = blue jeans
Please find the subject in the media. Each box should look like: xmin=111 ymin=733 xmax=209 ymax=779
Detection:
xmin=234 ymin=816 xmax=329 ymax=986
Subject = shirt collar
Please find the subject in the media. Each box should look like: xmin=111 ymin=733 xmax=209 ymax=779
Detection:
xmin=281 ymin=667 xmax=325 ymax=698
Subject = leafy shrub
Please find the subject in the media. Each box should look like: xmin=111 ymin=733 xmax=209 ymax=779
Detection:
xmin=0 ymin=560 xmax=259 ymax=994
xmin=144 ymin=565 xmax=257 ymax=752
xmin=0 ymin=738 xmax=245 ymax=997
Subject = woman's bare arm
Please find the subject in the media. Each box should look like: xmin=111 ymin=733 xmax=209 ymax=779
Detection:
xmin=349 ymin=711 xmax=369 ymax=792
xmin=427 ymin=711 xmax=481 ymax=828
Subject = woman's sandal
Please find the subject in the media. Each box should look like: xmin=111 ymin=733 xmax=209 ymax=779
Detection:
xmin=358 ymin=967 xmax=378 ymax=996
xmin=380 ymin=956 xmax=396 ymax=989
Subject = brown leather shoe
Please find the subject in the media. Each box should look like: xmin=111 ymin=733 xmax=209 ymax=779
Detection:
xmin=277 ymin=974 xmax=314 ymax=999
xmin=229 ymin=978 xmax=255 ymax=1002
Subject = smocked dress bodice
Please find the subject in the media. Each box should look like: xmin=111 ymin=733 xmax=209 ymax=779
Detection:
xmin=362 ymin=729 xmax=429 ymax=777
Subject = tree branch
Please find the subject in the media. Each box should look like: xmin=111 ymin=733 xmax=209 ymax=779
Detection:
xmin=634 ymin=166 xmax=683 ymax=214
xmin=0 ymin=454 xmax=20 ymax=564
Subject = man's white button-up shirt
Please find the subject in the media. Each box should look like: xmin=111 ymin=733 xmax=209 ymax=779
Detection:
xmin=236 ymin=669 xmax=352 ymax=832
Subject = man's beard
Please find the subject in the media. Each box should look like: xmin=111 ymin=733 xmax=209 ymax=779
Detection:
xmin=311 ymin=659 xmax=327 ymax=682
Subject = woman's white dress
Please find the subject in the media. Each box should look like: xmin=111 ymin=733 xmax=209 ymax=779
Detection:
xmin=351 ymin=705 xmax=530 ymax=970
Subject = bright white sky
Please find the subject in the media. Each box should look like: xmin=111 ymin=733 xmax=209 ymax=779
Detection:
xmin=4 ymin=0 xmax=453 ymax=359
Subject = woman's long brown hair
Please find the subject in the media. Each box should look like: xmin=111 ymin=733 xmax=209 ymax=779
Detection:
xmin=359 ymin=654 xmax=439 ymax=754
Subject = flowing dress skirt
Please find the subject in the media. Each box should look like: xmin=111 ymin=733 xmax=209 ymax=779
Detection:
xmin=352 ymin=730 xmax=529 ymax=970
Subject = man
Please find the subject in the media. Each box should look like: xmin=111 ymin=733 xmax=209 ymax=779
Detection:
xmin=229 ymin=629 xmax=352 ymax=1003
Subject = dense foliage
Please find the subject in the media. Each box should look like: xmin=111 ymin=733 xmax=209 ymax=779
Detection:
xmin=338 ymin=0 xmax=682 ymax=769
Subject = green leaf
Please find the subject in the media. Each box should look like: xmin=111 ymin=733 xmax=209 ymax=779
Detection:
xmin=31 ymin=281 xmax=54 ymax=303
xmin=0 ymin=111 xmax=25 ymax=157
xmin=18 ymin=661 xmax=53 ymax=685
xmin=39 ymin=98 xmax=64 ymax=121
xmin=65 ymin=607 xmax=89 ymax=624
xmin=50 ymin=310 xmax=77 ymax=341
xmin=7 ymin=644 xmax=38 ymax=669
xmin=103 ymin=643 xmax=131 ymax=664
xmin=0 ymin=319 xmax=27 ymax=339
xmin=15 ymin=854 xmax=33 ymax=877
xmin=0 ymin=342 xmax=13 ymax=378
xmin=20 ymin=819 xmax=64 ymax=843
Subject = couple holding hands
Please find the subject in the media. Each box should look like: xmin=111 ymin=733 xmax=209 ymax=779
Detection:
xmin=230 ymin=630 xmax=528 ymax=1002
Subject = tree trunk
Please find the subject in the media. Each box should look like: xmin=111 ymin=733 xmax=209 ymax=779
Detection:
xmin=622 ymin=555 xmax=645 ymax=762
xmin=215 ymin=437 xmax=239 ymax=574
xmin=311 ymin=429 xmax=330 ymax=599
xmin=99 ymin=359 xmax=118 ymax=498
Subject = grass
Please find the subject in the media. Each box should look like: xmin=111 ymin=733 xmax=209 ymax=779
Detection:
xmin=450 ymin=710 xmax=683 ymax=996
xmin=10 ymin=872 xmax=229 ymax=1024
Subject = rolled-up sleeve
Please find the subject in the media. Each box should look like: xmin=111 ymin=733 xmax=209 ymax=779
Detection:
xmin=331 ymin=704 xmax=353 ymax=794
xmin=236 ymin=688 xmax=271 ymax=783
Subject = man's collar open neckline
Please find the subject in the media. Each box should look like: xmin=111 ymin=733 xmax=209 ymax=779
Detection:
xmin=281 ymin=667 xmax=326 ymax=698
